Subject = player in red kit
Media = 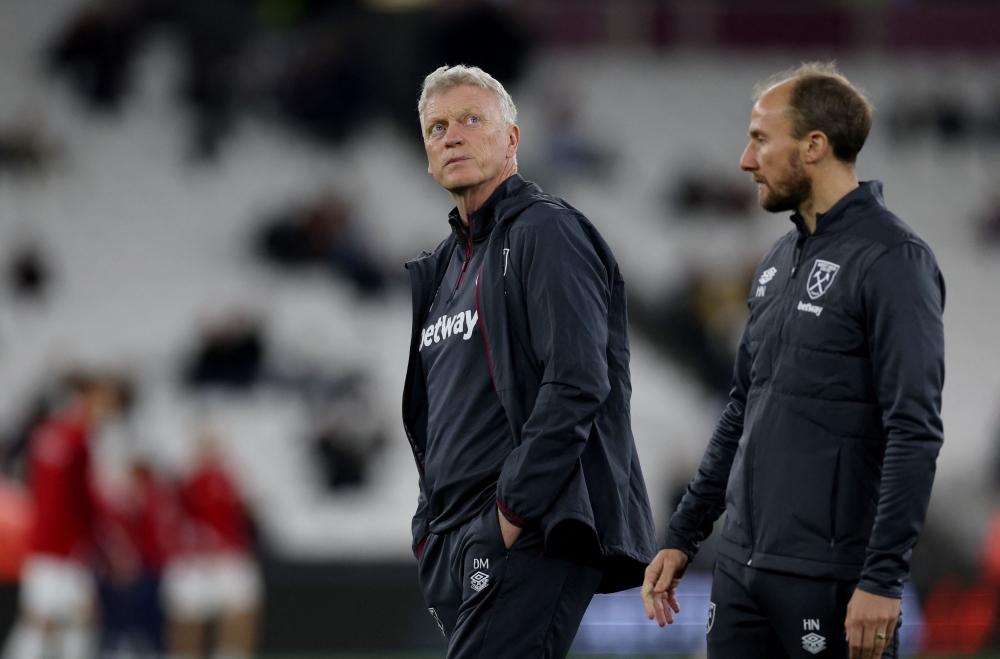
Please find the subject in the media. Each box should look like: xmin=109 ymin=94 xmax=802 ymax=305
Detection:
xmin=2 ymin=374 xmax=128 ymax=659
xmin=162 ymin=435 xmax=261 ymax=659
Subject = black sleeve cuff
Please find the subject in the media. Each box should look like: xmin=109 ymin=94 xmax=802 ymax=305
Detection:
xmin=497 ymin=499 xmax=526 ymax=528
xmin=856 ymin=578 xmax=904 ymax=600
xmin=661 ymin=529 xmax=697 ymax=562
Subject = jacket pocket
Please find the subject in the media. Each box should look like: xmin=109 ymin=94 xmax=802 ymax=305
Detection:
xmin=751 ymin=403 xmax=840 ymax=560
xmin=831 ymin=439 xmax=882 ymax=561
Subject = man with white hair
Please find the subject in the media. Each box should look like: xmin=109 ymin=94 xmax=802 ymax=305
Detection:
xmin=401 ymin=64 xmax=657 ymax=658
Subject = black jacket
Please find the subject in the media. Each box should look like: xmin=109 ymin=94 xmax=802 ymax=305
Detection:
xmin=664 ymin=182 xmax=945 ymax=598
xmin=403 ymin=175 xmax=657 ymax=593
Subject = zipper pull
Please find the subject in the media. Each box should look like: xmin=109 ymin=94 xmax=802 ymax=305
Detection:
xmin=791 ymin=265 xmax=798 ymax=277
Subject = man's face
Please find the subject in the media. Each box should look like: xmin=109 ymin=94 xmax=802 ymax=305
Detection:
xmin=422 ymin=85 xmax=516 ymax=193
xmin=84 ymin=381 xmax=124 ymax=425
xmin=739 ymin=83 xmax=812 ymax=213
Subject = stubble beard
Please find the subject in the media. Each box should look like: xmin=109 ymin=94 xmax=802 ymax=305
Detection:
xmin=759 ymin=151 xmax=812 ymax=214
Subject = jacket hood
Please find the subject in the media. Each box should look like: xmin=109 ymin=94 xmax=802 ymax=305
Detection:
xmin=447 ymin=174 xmax=540 ymax=244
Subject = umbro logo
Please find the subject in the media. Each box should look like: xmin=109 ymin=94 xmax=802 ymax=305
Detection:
xmin=802 ymin=632 xmax=826 ymax=654
xmin=759 ymin=267 xmax=778 ymax=285
xmin=470 ymin=571 xmax=489 ymax=592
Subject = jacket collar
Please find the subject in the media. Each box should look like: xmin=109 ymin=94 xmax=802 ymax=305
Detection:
xmin=791 ymin=180 xmax=885 ymax=237
xmin=448 ymin=174 xmax=530 ymax=244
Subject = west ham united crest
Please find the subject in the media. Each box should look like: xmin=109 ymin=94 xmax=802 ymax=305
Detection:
xmin=806 ymin=260 xmax=841 ymax=300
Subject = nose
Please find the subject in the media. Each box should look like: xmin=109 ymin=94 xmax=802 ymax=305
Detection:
xmin=739 ymin=142 xmax=756 ymax=172
xmin=444 ymin=123 xmax=464 ymax=147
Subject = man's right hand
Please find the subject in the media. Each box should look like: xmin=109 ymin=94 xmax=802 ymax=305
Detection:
xmin=641 ymin=548 xmax=690 ymax=627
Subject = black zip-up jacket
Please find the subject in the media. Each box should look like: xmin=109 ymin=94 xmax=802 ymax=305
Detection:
xmin=663 ymin=181 xmax=945 ymax=598
xmin=403 ymin=175 xmax=657 ymax=593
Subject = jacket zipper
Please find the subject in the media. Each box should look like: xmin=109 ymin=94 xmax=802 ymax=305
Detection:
xmin=455 ymin=222 xmax=473 ymax=291
xmin=401 ymin=414 xmax=425 ymax=476
xmin=474 ymin=261 xmax=500 ymax=395
xmin=746 ymin=442 xmax=756 ymax=565
xmin=790 ymin=232 xmax=809 ymax=278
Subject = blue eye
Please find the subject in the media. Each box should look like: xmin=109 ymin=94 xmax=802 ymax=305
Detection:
xmin=469 ymin=116 xmax=479 ymax=124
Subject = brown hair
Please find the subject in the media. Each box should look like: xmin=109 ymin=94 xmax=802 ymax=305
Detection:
xmin=753 ymin=62 xmax=874 ymax=164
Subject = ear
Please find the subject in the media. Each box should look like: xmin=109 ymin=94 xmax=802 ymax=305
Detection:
xmin=506 ymin=124 xmax=520 ymax=158
xmin=802 ymin=130 xmax=829 ymax=165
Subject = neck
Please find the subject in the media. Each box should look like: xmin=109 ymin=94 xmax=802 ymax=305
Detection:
xmin=452 ymin=162 xmax=518 ymax=226
xmin=797 ymin=165 xmax=859 ymax=233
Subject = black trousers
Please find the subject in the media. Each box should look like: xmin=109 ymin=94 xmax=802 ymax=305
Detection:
xmin=417 ymin=503 xmax=602 ymax=659
xmin=708 ymin=554 xmax=901 ymax=659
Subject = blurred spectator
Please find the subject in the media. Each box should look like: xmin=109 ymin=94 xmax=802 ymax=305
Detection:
xmin=162 ymin=435 xmax=261 ymax=659
xmin=274 ymin=15 xmax=372 ymax=145
xmin=424 ymin=4 xmax=529 ymax=90
xmin=0 ymin=478 xmax=30 ymax=584
xmin=542 ymin=97 xmax=614 ymax=181
xmin=47 ymin=0 xmax=533 ymax=156
xmin=886 ymin=94 xmax=1000 ymax=145
xmin=313 ymin=424 xmax=384 ymax=491
xmin=668 ymin=172 xmax=756 ymax=218
xmin=7 ymin=245 xmax=53 ymax=302
xmin=978 ymin=197 xmax=1000 ymax=247
xmin=1 ymin=392 xmax=54 ymax=481
xmin=185 ymin=313 xmax=266 ymax=389
xmin=920 ymin=576 xmax=998 ymax=654
xmin=256 ymin=192 xmax=385 ymax=294
xmin=48 ymin=0 xmax=144 ymax=111
xmin=95 ymin=461 xmax=187 ymax=659
xmin=629 ymin=266 xmax=755 ymax=397
xmin=0 ymin=126 xmax=59 ymax=178
xmin=167 ymin=0 xmax=255 ymax=159
xmin=917 ymin=509 xmax=1000 ymax=654
xmin=1 ymin=373 xmax=131 ymax=659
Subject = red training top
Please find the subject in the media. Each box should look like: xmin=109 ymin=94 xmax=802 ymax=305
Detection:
xmin=137 ymin=471 xmax=189 ymax=571
xmin=28 ymin=412 xmax=96 ymax=559
xmin=182 ymin=458 xmax=251 ymax=553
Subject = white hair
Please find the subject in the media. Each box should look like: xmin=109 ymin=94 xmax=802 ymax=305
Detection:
xmin=418 ymin=64 xmax=518 ymax=128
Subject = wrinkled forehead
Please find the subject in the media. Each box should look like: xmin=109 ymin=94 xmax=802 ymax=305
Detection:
xmin=423 ymin=84 xmax=501 ymax=122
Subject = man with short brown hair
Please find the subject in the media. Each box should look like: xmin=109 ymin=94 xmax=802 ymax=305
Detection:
xmin=642 ymin=63 xmax=945 ymax=659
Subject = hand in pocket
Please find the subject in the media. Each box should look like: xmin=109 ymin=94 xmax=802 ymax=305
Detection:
xmin=498 ymin=507 xmax=522 ymax=549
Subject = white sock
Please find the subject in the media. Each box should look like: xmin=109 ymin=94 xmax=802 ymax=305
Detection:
xmin=1 ymin=622 xmax=46 ymax=659
xmin=60 ymin=625 xmax=95 ymax=659
xmin=212 ymin=650 xmax=249 ymax=659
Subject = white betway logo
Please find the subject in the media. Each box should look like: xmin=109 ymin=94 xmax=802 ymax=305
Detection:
xmin=420 ymin=309 xmax=477 ymax=350
xmin=797 ymin=301 xmax=823 ymax=317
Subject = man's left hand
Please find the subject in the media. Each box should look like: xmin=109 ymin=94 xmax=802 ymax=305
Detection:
xmin=498 ymin=507 xmax=523 ymax=549
xmin=845 ymin=588 xmax=900 ymax=659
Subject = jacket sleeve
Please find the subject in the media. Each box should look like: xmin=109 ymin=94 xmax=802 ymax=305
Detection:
xmin=662 ymin=322 xmax=751 ymax=559
xmin=495 ymin=212 xmax=611 ymax=526
xmin=412 ymin=474 xmax=431 ymax=558
xmin=857 ymin=242 xmax=945 ymax=598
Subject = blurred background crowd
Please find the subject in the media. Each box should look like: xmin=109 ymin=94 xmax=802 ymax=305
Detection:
xmin=0 ymin=0 xmax=999 ymax=656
